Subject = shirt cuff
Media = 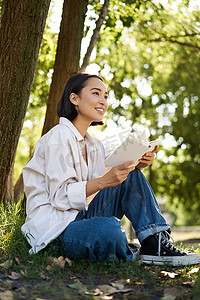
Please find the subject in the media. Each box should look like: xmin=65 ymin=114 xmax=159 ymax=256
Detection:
xmin=67 ymin=181 xmax=88 ymax=211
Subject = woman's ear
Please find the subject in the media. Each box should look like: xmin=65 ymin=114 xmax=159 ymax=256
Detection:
xmin=69 ymin=93 xmax=79 ymax=105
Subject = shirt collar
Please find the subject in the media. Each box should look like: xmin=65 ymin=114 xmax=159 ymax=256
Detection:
xmin=59 ymin=117 xmax=94 ymax=144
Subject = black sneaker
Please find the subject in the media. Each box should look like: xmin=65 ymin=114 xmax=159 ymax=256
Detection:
xmin=140 ymin=231 xmax=200 ymax=266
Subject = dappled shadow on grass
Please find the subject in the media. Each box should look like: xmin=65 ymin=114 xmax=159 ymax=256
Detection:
xmin=1 ymin=250 xmax=200 ymax=299
xmin=1 ymin=205 xmax=200 ymax=299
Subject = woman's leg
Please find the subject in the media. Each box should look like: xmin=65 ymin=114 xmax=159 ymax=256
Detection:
xmin=77 ymin=168 xmax=170 ymax=243
xmin=59 ymin=216 xmax=135 ymax=263
xmin=58 ymin=169 xmax=200 ymax=265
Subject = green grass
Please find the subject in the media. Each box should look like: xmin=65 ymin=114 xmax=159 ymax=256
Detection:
xmin=0 ymin=203 xmax=200 ymax=299
xmin=0 ymin=202 xmax=29 ymax=259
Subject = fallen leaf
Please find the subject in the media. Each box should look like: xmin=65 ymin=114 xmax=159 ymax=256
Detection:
xmin=97 ymin=284 xmax=132 ymax=296
xmin=0 ymin=290 xmax=14 ymax=300
xmin=98 ymin=284 xmax=117 ymax=295
xmin=15 ymin=257 xmax=20 ymax=264
xmin=57 ymin=256 xmax=64 ymax=262
xmin=0 ymin=260 xmax=12 ymax=269
xmin=56 ymin=259 xmax=65 ymax=269
xmin=46 ymin=265 xmax=52 ymax=271
xmin=189 ymin=267 xmax=199 ymax=274
xmin=68 ymin=279 xmax=87 ymax=294
xmin=46 ymin=256 xmax=65 ymax=269
xmin=40 ymin=271 xmax=49 ymax=280
xmin=20 ymin=269 xmax=28 ymax=277
xmin=99 ymin=296 xmax=113 ymax=300
xmin=7 ymin=272 xmax=20 ymax=280
xmin=111 ymin=280 xmax=124 ymax=290
xmin=65 ymin=257 xmax=73 ymax=266
xmin=161 ymin=271 xmax=178 ymax=279
xmin=182 ymin=280 xmax=195 ymax=287
xmin=114 ymin=288 xmax=133 ymax=294
xmin=27 ymin=260 xmax=33 ymax=264
xmin=86 ymin=288 xmax=101 ymax=296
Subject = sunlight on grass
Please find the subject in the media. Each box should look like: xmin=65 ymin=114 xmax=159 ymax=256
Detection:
xmin=0 ymin=202 xmax=29 ymax=260
xmin=0 ymin=203 xmax=200 ymax=300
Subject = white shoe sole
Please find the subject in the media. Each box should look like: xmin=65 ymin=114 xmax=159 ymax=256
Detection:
xmin=140 ymin=253 xmax=200 ymax=266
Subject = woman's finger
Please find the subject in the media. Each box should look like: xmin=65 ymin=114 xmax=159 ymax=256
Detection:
xmin=152 ymin=145 xmax=159 ymax=152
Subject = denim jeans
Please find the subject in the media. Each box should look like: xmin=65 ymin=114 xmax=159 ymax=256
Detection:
xmin=59 ymin=169 xmax=170 ymax=263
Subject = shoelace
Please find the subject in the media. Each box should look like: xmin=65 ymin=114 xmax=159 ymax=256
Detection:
xmin=157 ymin=231 xmax=184 ymax=256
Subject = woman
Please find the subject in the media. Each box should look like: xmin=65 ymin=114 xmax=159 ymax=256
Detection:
xmin=21 ymin=73 xmax=199 ymax=266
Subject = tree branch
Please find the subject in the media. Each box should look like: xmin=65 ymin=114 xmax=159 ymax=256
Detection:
xmin=146 ymin=35 xmax=200 ymax=50
xmin=79 ymin=0 xmax=110 ymax=72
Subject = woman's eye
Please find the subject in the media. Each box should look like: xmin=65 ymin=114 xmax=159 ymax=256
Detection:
xmin=93 ymin=92 xmax=99 ymax=95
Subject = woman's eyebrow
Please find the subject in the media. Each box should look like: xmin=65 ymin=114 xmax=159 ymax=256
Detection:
xmin=90 ymin=87 xmax=108 ymax=94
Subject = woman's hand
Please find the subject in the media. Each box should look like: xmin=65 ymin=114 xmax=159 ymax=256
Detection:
xmin=100 ymin=160 xmax=135 ymax=189
xmin=86 ymin=160 xmax=135 ymax=197
xmin=136 ymin=145 xmax=159 ymax=170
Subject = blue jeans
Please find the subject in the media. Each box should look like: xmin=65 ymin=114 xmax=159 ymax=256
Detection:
xmin=59 ymin=169 xmax=170 ymax=263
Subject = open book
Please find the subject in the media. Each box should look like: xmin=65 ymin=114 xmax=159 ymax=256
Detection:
xmin=105 ymin=130 xmax=159 ymax=168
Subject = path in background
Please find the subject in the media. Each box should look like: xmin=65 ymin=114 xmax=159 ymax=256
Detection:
xmin=123 ymin=219 xmax=200 ymax=248
xmin=172 ymin=226 xmax=200 ymax=248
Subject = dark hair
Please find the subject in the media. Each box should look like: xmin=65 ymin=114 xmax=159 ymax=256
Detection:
xmin=57 ymin=73 xmax=104 ymax=126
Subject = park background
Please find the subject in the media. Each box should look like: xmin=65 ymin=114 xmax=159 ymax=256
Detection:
xmin=0 ymin=1 xmax=200 ymax=299
xmin=1 ymin=0 xmax=199 ymax=226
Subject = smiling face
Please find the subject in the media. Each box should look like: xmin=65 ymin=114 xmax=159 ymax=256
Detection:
xmin=70 ymin=77 xmax=108 ymax=125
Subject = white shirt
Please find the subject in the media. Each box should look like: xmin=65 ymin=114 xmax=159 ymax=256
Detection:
xmin=21 ymin=117 xmax=106 ymax=254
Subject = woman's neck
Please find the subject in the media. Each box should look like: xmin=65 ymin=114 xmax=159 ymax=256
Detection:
xmin=71 ymin=116 xmax=91 ymax=138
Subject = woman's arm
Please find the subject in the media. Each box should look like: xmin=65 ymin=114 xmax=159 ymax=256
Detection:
xmin=86 ymin=160 xmax=135 ymax=198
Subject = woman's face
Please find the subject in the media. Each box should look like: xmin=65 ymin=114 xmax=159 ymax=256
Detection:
xmin=71 ymin=77 xmax=108 ymax=124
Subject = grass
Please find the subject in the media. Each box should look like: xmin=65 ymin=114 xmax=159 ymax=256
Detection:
xmin=0 ymin=203 xmax=200 ymax=299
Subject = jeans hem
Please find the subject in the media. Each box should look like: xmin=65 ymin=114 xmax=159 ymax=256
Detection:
xmin=136 ymin=223 xmax=170 ymax=243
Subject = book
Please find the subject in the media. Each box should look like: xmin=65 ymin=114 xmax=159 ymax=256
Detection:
xmin=105 ymin=130 xmax=159 ymax=168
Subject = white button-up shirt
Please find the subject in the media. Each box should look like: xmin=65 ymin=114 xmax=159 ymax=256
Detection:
xmin=21 ymin=117 xmax=106 ymax=254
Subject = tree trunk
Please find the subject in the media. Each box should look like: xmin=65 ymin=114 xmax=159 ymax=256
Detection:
xmin=4 ymin=167 xmax=14 ymax=206
xmin=0 ymin=0 xmax=51 ymax=203
xmin=42 ymin=0 xmax=88 ymax=135
xmin=13 ymin=0 xmax=111 ymax=203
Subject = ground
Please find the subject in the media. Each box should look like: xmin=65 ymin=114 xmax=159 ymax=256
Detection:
xmin=0 ymin=231 xmax=200 ymax=300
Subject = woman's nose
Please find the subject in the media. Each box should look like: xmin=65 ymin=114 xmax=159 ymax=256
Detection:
xmin=100 ymin=97 xmax=107 ymax=104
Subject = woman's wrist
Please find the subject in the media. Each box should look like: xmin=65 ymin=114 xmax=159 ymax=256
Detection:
xmin=93 ymin=176 xmax=106 ymax=190
xmin=86 ymin=176 xmax=106 ymax=197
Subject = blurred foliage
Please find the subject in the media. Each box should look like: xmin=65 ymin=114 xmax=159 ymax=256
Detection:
xmin=14 ymin=0 xmax=200 ymax=224
xmin=0 ymin=0 xmax=2 ymax=17
xmin=92 ymin=0 xmax=200 ymax=223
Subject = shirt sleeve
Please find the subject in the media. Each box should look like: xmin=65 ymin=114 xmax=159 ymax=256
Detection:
xmin=44 ymin=142 xmax=88 ymax=211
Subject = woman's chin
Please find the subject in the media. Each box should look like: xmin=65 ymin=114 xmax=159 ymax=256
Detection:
xmin=93 ymin=117 xmax=103 ymax=122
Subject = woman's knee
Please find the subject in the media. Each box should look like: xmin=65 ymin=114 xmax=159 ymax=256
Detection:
xmin=95 ymin=217 xmax=125 ymax=243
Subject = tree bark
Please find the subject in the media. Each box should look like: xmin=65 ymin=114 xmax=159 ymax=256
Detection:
xmin=0 ymin=0 xmax=51 ymax=203
xmin=4 ymin=167 xmax=14 ymax=206
xmin=42 ymin=0 xmax=88 ymax=135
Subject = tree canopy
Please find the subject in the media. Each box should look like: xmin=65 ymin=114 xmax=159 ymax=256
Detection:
xmin=92 ymin=0 xmax=200 ymax=222
xmin=1 ymin=0 xmax=199 ymax=224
